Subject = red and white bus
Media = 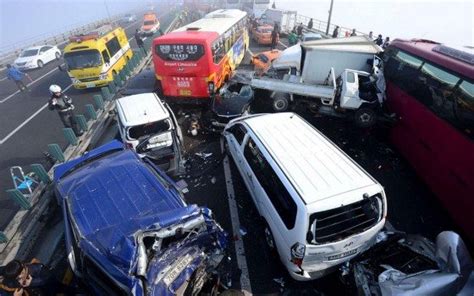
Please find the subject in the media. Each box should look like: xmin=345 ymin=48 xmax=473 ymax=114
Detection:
xmin=383 ymin=39 xmax=474 ymax=241
xmin=153 ymin=9 xmax=249 ymax=101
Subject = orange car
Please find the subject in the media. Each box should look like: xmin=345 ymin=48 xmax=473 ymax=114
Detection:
xmin=250 ymin=49 xmax=282 ymax=74
xmin=252 ymin=25 xmax=278 ymax=45
xmin=140 ymin=12 xmax=160 ymax=36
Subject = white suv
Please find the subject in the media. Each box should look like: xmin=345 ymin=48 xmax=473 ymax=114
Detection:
xmin=115 ymin=93 xmax=183 ymax=175
xmin=223 ymin=112 xmax=387 ymax=280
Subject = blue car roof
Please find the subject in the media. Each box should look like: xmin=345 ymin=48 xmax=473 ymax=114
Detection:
xmin=55 ymin=142 xmax=191 ymax=282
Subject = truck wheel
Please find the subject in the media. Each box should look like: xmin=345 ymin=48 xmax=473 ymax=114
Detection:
xmin=272 ymin=94 xmax=289 ymax=112
xmin=355 ymin=107 xmax=376 ymax=128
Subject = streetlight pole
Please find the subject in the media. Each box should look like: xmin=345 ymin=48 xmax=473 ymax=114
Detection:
xmin=325 ymin=0 xmax=334 ymax=36
xmin=104 ymin=0 xmax=111 ymax=20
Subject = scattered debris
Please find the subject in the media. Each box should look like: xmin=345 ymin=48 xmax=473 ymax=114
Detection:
xmin=211 ymin=176 xmax=217 ymax=184
xmin=273 ymin=277 xmax=285 ymax=287
xmin=195 ymin=152 xmax=213 ymax=160
xmin=239 ymin=226 xmax=247 ymax=236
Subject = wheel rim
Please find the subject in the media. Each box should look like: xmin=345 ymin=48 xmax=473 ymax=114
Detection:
xmin=274 ymin=100 xmax=286 ymax=111
xmin=38 ymin=61 xmax=43 ymax=67
xmin=56 ymin=53 xmax=60 ymax=59
xmin=359 ymin=112 xmax=372 ymax=123
xmin=264 ymin=227 xmax=274 ymax=249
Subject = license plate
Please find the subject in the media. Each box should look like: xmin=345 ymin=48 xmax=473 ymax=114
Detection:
xmin=179 ymin=89 xmax=192 ymax=96
xmin=177 ymin=81 xmax=191 ymax=88
xmin=328 ymin=249 xmax=358 ymax=261
xmin=85 ymin=82 xmax=95 ymax=88
xmin=163 ymin=254 xmax=193 ymax=286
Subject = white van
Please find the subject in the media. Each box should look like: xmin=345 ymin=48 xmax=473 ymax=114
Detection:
xmin=223 ymin=112 xmax=387 ymax=280
xmin=115 ymin=93 xmax=183 ymax=175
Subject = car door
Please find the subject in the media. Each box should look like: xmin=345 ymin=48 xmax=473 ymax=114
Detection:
xmin=224 ymin=124 xmax=260 ymax=208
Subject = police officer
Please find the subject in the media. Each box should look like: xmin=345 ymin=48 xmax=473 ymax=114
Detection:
xmin=48 ymin=84 xmax=82 ymax=136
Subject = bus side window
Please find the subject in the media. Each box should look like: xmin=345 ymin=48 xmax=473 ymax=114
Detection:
xmin=416 ymin=62 xmax=459 ymax=115
xmin=453 ymin=80 xmax=474 ymax=139
xmin=102 ymin=50 xmax=110 ymax=64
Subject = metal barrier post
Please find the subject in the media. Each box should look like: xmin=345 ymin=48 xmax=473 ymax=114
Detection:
xmin=119 ymin=71 xmax=127 ymax=83
xmin=0 ymin=232 xmax=7 ymax=243
xmin=101 ymin=87 xmax=111 ymax=101
xmin=63 ymin=128 xmax=78 ymax=146
xmin=48 ymin=143 xmax=65 ymax=162
xmin=85 ymin=104 xmax=97 ymax=121
xmin=93 ymin=94 xmax=104 ymax=110
xmin=7 ymin=189 xmax=32 ymax=210
xmin=30 ymin=164 xmax=51 ymax=183
xmin=109 ymin=81 xmax=117 ymax=94
xmin=75 ymin=114 xmax=88 ymax=131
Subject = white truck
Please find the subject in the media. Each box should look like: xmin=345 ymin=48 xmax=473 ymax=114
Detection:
xmin=261 ymin=8 xmax=298 ymax=34
xmin=235 ymin=36 xmax=387 ymax=127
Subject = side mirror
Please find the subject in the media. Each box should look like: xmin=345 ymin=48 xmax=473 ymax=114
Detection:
xmin=58 ymin=64 xmax=66 ymax=71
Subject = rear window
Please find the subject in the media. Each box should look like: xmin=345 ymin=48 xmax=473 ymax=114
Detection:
xmin=128 ymin=120 xmax=170 ymax=140
xmin=155 ymin=44 xmax=205 ymax=61
xmin=144 ymin=20 xmax=155 ymax=25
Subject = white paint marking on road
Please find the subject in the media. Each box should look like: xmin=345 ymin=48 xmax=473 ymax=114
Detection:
xmin=0 ymin=77 xmax=7 ymax=82
xmin=220 ymin=138 xmax=252 ymax=295
xmin=0 ymin=64 xmax=64 ymax=104
xmin=0 ymin=84 xmax=73 ymax=145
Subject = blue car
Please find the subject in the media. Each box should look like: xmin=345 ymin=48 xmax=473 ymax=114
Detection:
xmin=54 ymin=141 xmax=227 ymax=295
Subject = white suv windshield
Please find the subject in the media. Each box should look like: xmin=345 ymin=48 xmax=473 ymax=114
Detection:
xmin=128 ymin=119 xmax=171 ymax=140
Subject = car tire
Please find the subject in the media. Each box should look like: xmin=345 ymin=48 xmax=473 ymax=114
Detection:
xmin=55 ymin=52 xmax=61 ymax=60
xmin=37 ymin=60 xmax=44 ymax=68
xmin=354 ymin=107 xmax=376 ymax=128
xmin=272 ymin=93 xmax=289 ymax=112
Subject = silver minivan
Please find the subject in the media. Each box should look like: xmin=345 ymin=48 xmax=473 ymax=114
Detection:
xmin=224 ymin=112 xmax=387 ymax=280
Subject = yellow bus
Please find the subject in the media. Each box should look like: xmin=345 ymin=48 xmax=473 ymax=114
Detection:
xmin=63 ymin=25 xmax=133 ymax=89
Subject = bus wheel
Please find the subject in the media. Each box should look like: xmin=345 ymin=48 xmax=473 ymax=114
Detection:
xmin=354 ymin=107 xmax=376 ymax=128
xmin=272 ymin=93 xmax=289 ymax=112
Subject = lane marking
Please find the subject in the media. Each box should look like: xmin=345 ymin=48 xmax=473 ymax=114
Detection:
xmin=220 ymin=138 xmax=252 ymax=295
xmin=0 ymin=64 xmax=64 ymax=103
xmin=0 ymin=77 xmax=7 ymax=82
xmin=0 ymin=84 xmax=73 ymax=145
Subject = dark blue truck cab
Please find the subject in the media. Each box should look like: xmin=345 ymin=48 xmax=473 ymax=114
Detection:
xmin=54 ymin=141 xmax=227 ymax=295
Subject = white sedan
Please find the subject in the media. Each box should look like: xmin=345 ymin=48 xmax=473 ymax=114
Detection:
xmin=14 ymin=45 xmax=61 ymax=70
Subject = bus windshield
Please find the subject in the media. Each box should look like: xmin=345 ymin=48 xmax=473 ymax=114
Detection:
xmin=155 ymin=44 xmax=205 ymax=61
xmin=64 ymin=50 xmax=102 ymax=70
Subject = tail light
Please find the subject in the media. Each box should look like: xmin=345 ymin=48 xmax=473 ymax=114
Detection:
xmin=125 ymin=142 xmax=133 ymax=149
xmin=290 ymin=242 xmax=306 ymax=268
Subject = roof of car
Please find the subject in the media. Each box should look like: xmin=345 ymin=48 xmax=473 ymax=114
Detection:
xmin=303 ymin=35 xmax=382 ymax=53
xmin=116 ymin=93 xmax=169 ymax=127
xmin=241 ymin=113 xmax=378 ymax=204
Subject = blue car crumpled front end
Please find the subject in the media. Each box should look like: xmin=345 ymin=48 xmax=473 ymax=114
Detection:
xmin=144 ymin=207 xmax=228 ymax=295
xmin=54 ymin=141 xmax=228 ymax=295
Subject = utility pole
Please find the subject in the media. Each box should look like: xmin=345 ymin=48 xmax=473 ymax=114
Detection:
xmin=325 ymin=0 xmax=334 ymax=36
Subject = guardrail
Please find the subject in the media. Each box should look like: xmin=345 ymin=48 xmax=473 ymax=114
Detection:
xmin=0 ymin=8 xmax=185 ymax=264
xmin=294 ymin=14 xmax=367 ymax=38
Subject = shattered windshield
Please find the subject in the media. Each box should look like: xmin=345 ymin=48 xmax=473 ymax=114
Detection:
xmin=64 ymin=49 xmax=102 ymax=69
xmin=128 ymin=119 xmax=171 ymax=140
